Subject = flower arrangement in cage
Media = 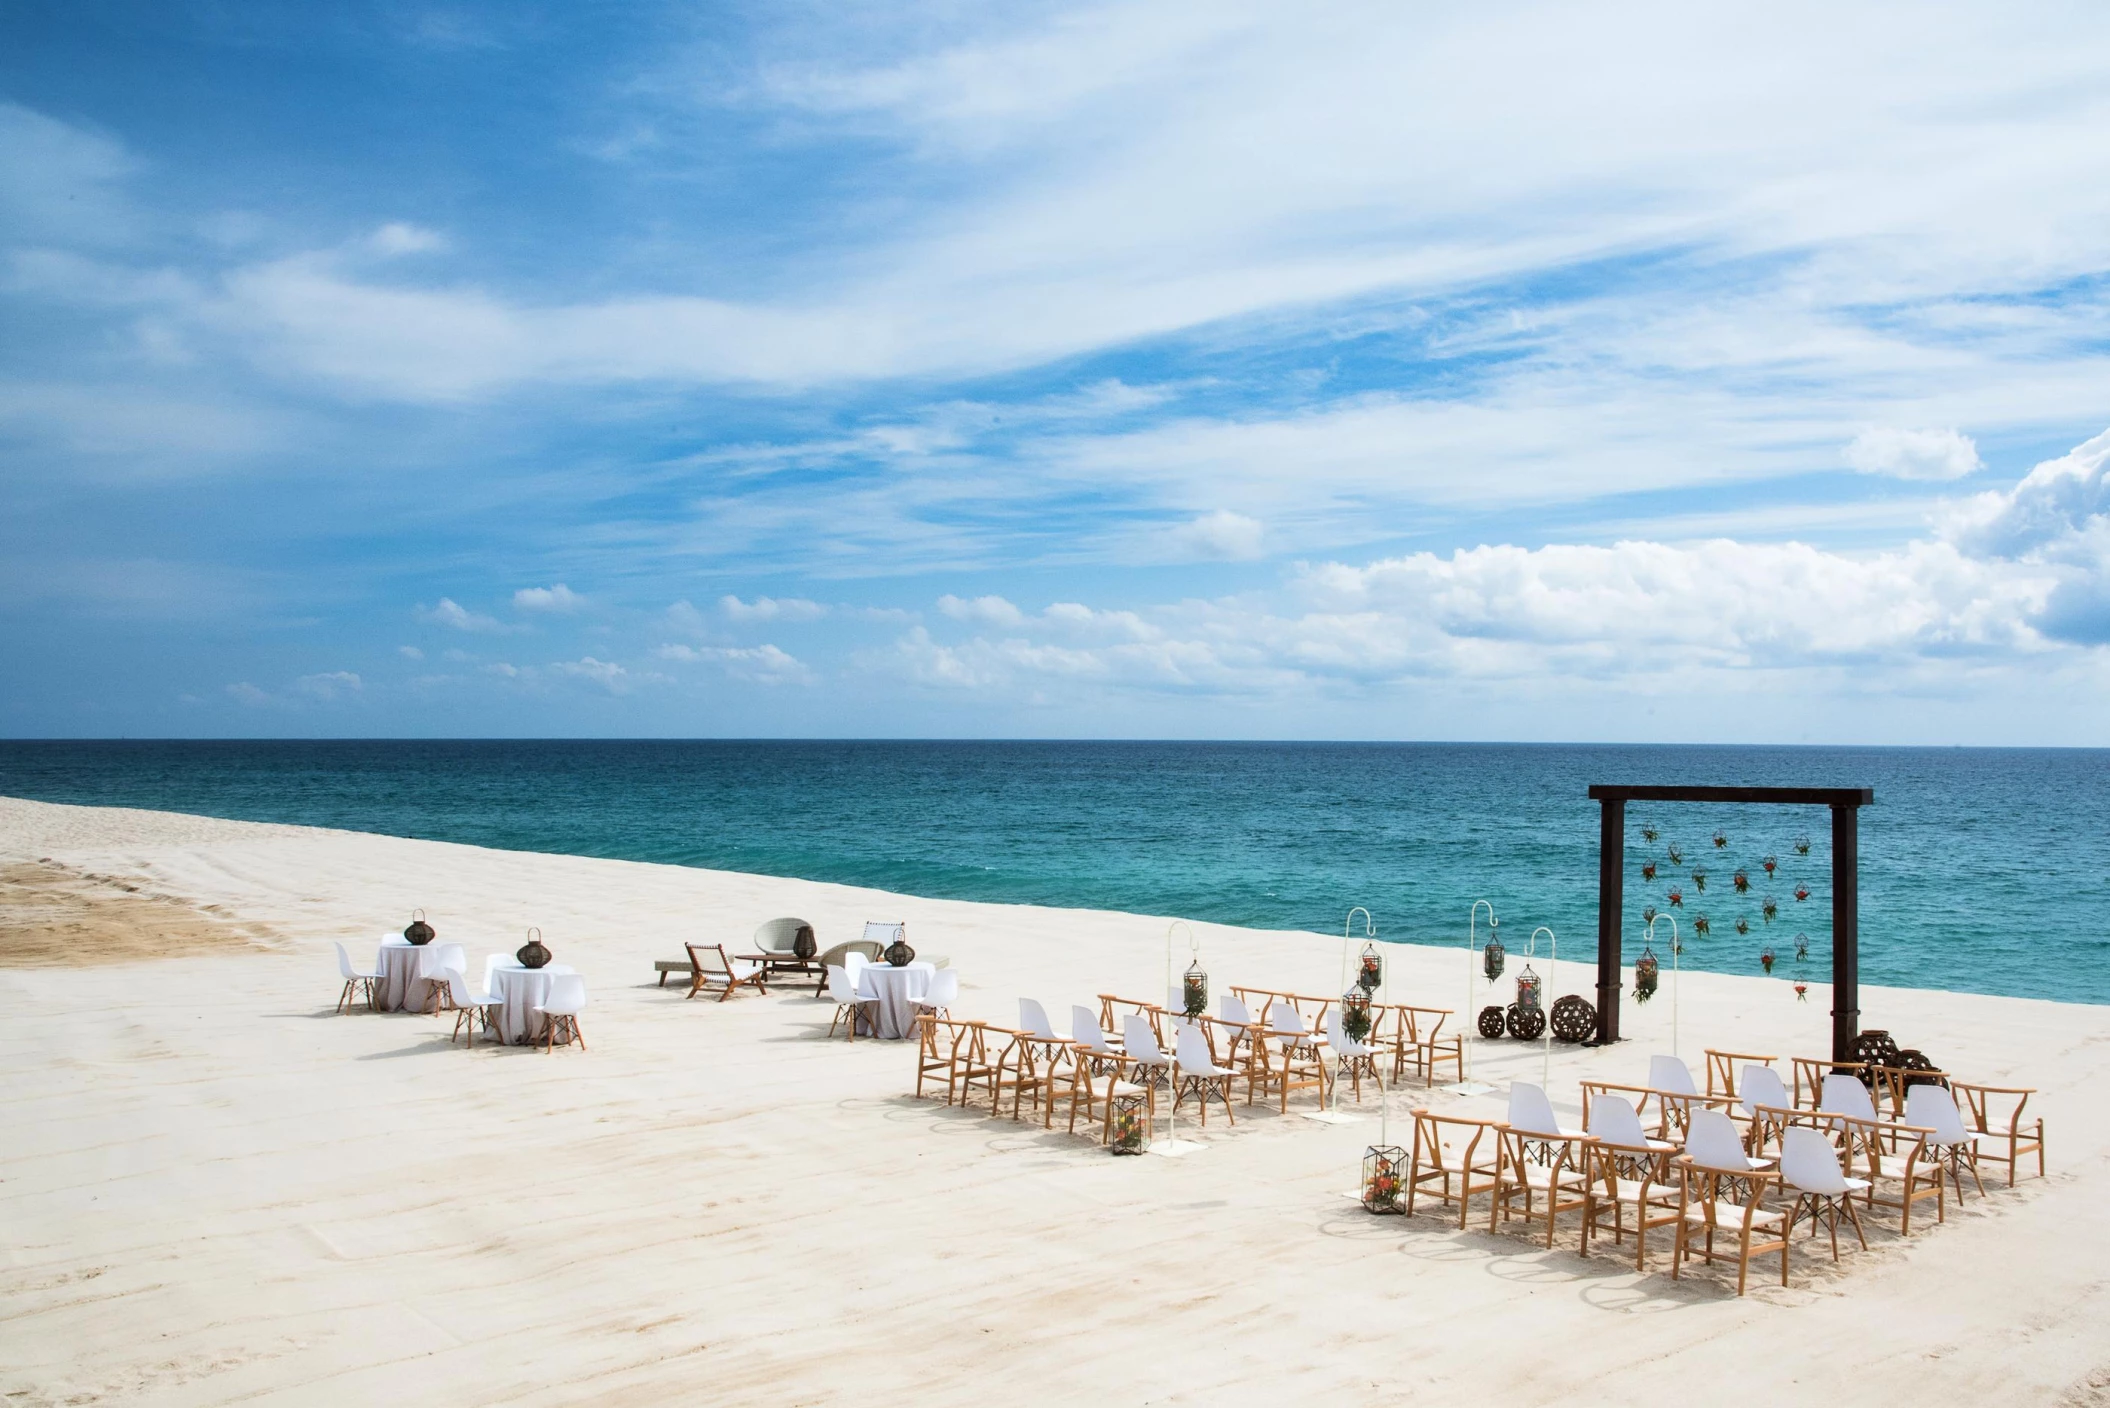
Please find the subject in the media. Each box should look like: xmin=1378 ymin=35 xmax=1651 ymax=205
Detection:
xmin=1109 ymin=1091 xmax=1149 ymax=1154
xmin=1734 ymin=916 xmax=1750 ymax=937
xmin=1794 ymin=983 xmax=1809 ymax=1002
xmin=1693 ymin=913 xmax=1711 ymax=937
xmin=1181 ymin=958 xmax=1209 ymax=1019
xmin=1732 ymin=868 xmax=1750 ymax=894
xmin=1634 ymin=946 xmax=1660 ymax=1002
xmin=1760 ymin=945 xmax=1777 ymax=973
xmin=1762 ymin=855 xmax=1778 ymax=878
xmin=1794 ymin=834 xmax=1811 ymax=856
xmin=1362 ymin=1145 xmax=1406 ymax=1213
xmin=1641 ymin=825 xmax=1660 ymax=844
xmin=1641 ymin=860 xmax=1657 ymax=882
xmin=1515 ymin=964 xmax=1542 ymax=1013
xmin=1761 ymin=895 xmax=1778 ymax=924
xmin=1483 ymin=934 xmax=1506 ymax=982
xmin=1794 ymin=933 xmax=1809 ymax=961
xmin=1357 ymin=941 xmax=1383 ymax=993
xmin=1795 ymin=883 xmax=1810 ymax=903
xmin=1341 ymin=987 xmax=1373 ymax=1042
xmin=1692 ymin=868 xmax=1708 ymax=894
xmin=1713 ymin=829 xmax=1729 ymax=849
xmin=1667 ymin=886 xmax=1684 ymax=909
xmin=1667 ymin=843 xmax=1685 ymax=866
xmin=1642 ymin=904 xmax=1657 ymax=924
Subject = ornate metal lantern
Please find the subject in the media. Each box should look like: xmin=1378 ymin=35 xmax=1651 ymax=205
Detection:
xmin=1549 ymin=994 xmax=1595 ymax=1043
xmin=1794 ymin=834 xmax=1812 ymax=856
xmin=1692 ymin=913 xmax=1711 ymax=937
xmin=1761 ymin=855 xmax=1778 ymax=877
xmin=403 ymin=909 xmax=435 ymax=946
xmin=1514 ymin=963 xmax=1541 ymax=1013
xmin=1181 ymin=957 xmax=1208 ymax=1018
xmin=1713 ymin=829 xmax=1729 ymax=849
xmin=1795 ymin=884 xmax=1810 ymax=902
xmin=1341 ymin=987 xmax=1373 ymax=1042
xmin=1760 ymin=945 xmax=1777 ymax=973
xmin=1794 ymin=933 xmax=1810 ymax=961
xmin=1357 ymin=941 xmax=1383 ymax=993
xmin=1734 ymin=916 xmax=1750 ymax=937
xmin=1482 ymin=934 xmax=1506 ymax=982
xmin=1640 ymin=825 xmax=1659 ymax=844
xmin=792 ymin=923 xmax=818 ymax=961
xmin=1109 ymin=1091 xmax=1149 ymax=1154
xmin=1732 ymin=868 xmax=1750 ymax=894
xmin=1761 ymin=895 xmax=1778 ymax=924
xmin=516 ymin=926 xmax=551 ymax=969
xmin=1667 ymin=886 xmax=1684 ymax=908
xmin=1634 ymin=945 xmax=1660 ymax=1002
xmin=1640 ymin=860 xmax=1657 ymax=882
xmin=1362 ymin=1145 xmax=1406 ymax=1213
xmin=1667 ymin=843 xmax=1684 ymax=866
xmin=1642 ymin=904 xmax=1657 ymax=923
xmin=1477 ymin=1005 xmax=1506 ymax=1038
xmin=1692 ymin=868 xmax=1708 ymax=893
xmin=885 ymin=926 xmax=915 ymax=968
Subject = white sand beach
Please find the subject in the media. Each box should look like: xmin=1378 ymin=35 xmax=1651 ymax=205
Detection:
xmin=2 ymin=793 xmax=2106 ymax=1407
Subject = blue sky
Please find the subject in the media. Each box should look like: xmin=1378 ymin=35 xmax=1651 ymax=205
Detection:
xmin=4 ymin=1 xmax=2109 ymax=741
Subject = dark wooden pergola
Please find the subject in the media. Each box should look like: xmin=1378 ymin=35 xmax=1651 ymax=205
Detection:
xmin=1589 ymin=784 xmax=1875 ymax=1061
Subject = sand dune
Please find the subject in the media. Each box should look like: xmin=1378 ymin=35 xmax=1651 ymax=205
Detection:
xmin=2 ymin=793 xmax=2105 ymax=1406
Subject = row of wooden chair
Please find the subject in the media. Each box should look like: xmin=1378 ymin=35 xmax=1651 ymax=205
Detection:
xmin=911 ymin=1013 xmax=1159 ymax=1145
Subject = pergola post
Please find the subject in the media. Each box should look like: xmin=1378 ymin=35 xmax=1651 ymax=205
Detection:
xmin=1594 ymin=797 xmax=1624 ymax=1044
xmin=1831 ymin=803 xmax=1860 ymax=1064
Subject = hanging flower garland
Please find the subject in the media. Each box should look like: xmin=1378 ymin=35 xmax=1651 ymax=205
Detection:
xmin=1794 ymin=933 xmax=1810 ymax=961
xmin=1641 ymin=826 xmax=1660 ymax=844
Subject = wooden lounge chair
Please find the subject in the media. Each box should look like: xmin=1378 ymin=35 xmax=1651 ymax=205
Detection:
xmin=1951 ymin=1080 xmax=2044 ymax=1185
xmin=684 ymin=943 xmax=769 ymax=1002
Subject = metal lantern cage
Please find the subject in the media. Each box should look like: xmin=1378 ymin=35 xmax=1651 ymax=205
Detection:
xmin=1109 ymin=1090 xmax=1150 ymax=1155
xmin=1506 ymin=963 xmax=1545 ymax=1039
xmin=1181 ymin=958 xmax=1208 ymax=1019
xmin=1361 ymin=1144 xmax=1406 ymax=1213
xmin=1482 ymin=935 xmax=1506 ymax=983
xmin=1341 ymin=987 xmax=1373 ymax=1043
xmin=404 ymin=909 xmax=435 ymax=946
xmin=1357 ymin=941 xmax=1383 ymax=993
xmin=1634 ymin=945 xmax=1659 ymax=1002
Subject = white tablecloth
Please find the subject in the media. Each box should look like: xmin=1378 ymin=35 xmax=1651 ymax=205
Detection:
xmin=855 ymin=962 xmax=934 ymax=1039
xmin=374 ymin=936 xmax=438 ymax=1013
xmin=489 ymin=960 xmax=577 ymax=1045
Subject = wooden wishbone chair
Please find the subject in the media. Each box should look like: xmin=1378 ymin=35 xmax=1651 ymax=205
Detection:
xmin=1951 ymin=1081 xmax=2044 ymax=1185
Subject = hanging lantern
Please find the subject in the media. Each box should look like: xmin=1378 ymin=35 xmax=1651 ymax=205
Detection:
xmin=1762 ymin=855 xmax=1778 ymax=877
xmin=1341 ymin=987 xmax=1373 ymax=1042
xmin=1732 ymin=868 xmax=1750 ymax=894
xmin=1642 ymin=904 xmax=1657 ymax=923
xmin=1357 ymin=941 xmax=1383 ymax=992
xmin=1713 ymin=829 xmax=1729 ymax=849
xmin=1693 ymin=913 xmax=1711 ymax=937
xmin=1667 ymin=844 xmax=1685 ymax=866
xmin=1761 ymin=895 xmax=1778 ymax=924
xmin=1795 ymin=884 xmax=1810 ymax=902
xmin=1760 ymin=946 xmax=1777 ymax=973
xmin=1794 ymin=834 xmax=1811 ymax=856
xmin=1641 ymin=860 xmax=1657 ymax=882
xmin=1692 ymin=868 xmax=1708 ymax=893
xmin=1667 ymin=887 xmax=1684 ymax=909
xmin=1515 ymin=963 xmax=1541 ymax=1013
xmin=1362 ymin=1145 xmax=1406 ymax=1213
xmin=1182 ymin=957 xmax=1208 ymax=1018
xmin=1640 ymin=825 xmax=1660 ymax=844
xmin=1634 ymin=946 xmax=1660 ymax=1002
xmin=1483 ymin=934 xmax=1506 ymax=982
xmin=1109 ymin=1091 xmax=1150 ymax=1154
xmin=1794 ymin=983 xmax=1809 ymax=1002
xmin=403 ymin=909 xmax=435 ymax=946
xmin=1794 ymin=933 xmax=1810 ymax=961
xmin=1734 ymin=916 xmax=1750 ymax=937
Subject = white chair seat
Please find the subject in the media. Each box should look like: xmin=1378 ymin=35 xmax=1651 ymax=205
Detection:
xmin=1607 ymin=1176 xmax=1678 ymax=1207
xmin=1516 ymin=1164 xmax=1587 ymax=1192
xmin=1681 ymin=1202 xmax=1785 ymax=1232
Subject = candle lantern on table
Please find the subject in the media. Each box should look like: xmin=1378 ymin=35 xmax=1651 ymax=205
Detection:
xmin=516 ymin=927 xmax=550 ymax=969
xmin=403 ymin=909 xmax=435 ymax=946
xmin=884 ymin=925 xmax=915 ymax=968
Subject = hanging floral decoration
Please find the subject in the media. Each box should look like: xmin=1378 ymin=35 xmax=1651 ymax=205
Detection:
xmin=1693 ymin=913 xmax=1711 ymax=937
xmin=1642 ymin=904 xmax=1658 ymax=923
xmin=1357 ymin=942 xmax=1383 ymax=993
xmin=1794 ymin=933 xmax=1810 ymax=961
xmin=1667 ymin=844 xmax=1684 ymax=866
xmin=1641 ymin=826 xmax=1660 ymax=844
xmin=1634 ymin=946 xmax=1660 ymax=1002
xmin=1794 ymin=983 xmax=1809 ymax=1002
xmin=1760 ymin=945 xmax=1777 ymax=973
xmin=1761 ymin=895 xmax=1778 ymax=924
xmin=1667 ymin=887 xmax=1684 ymax=909
xmin=1514 ymin=964 xmax=1542 ymax=1012
xmin=1762 ymin=855 xmax=1778 ymax=877
xmin=1795 ymin=884 xmax=1810 ymax=902
xmin=1692 ymin=869 xmax=1708 ymax=893
xmin=1342 ymin=988 xmax=1374 ymax=1042
xmin=1713 ymin=829 xmax=1729 ymax=849
xmin=1794 ymin=835 xmax=1811 ymax=856
xmin=1732 ymin=868 xmax=1750 ymax=894
xmin=1641 ymin=860 xmax=1657 ymax=882
xmin=1734 ymin=916 xmax=1750 ymax=937
xmin=1482 ymin=935 xmax=1506 ymax=982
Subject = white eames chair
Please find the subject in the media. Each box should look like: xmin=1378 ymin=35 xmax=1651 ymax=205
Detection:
xmin=444 ymin=968 xmax=501 ymax=1048
xmin=1122 ymin=1014 xmax=1171 ymax=1090
xmin=1684 ymin=1109 xmax=1769 ymax=1172
xmin=533 ymin=972 xmax=588 ymax=1052
xmin=1820 ymin=1072 xmax=1881 ymax=1124
xmin=826 ymin=965 xmax=874 ymax=1042
xmin=1907 ymin=1083 xmax=1990 ymax=1200
xmin=334 ymin=942 xmax=382 ymax=1014
xmin=1739 ymin=1064 xmax=1791 ymax=1120
xmin=1324 ymin=1011 xmax=1381 ymax=1104
xmin=1173 ymin=1024 xmax=1236 ymax=1126
xmin=1507 ymin=1081 xmax=1587 ymax=1140
xmin=1588 ymin=1092 xmax=1675 ymax=1153
xmin=422 ymin=942 xmax=468 ymax=1014
xmin=913 ymin=967 xmax=958 ymax=1020
xmin=1672 ymin=1110 xmax=1790 ymax=1295
xmin=1073 ymin=1004 xmax=1122 ymax=1055
xmin=1649 ymin=1054 xmax=1699 ymax=1097
xmin=1779 ymin=1124 xmax=1870 ymax=1260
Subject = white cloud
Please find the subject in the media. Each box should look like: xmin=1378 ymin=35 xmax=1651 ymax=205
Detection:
xmin=225 ymin=681 xmax=271 ymax=706
xmin=1174 ymin=509 xmax=1264 ymax=560
xmin=550 ymin=656 xmax=629 ymax=690
xmin=1844 ymin=427 xmax=1983 ymax=481
xmin=513 ymin=583 xmax=583 ymax=613
xmin=398 ymin=644 xmax=424 ymax=660
xmin=367 ymin=222 xmax=446 ymax=257
xmin=664 ymin=599 xmax=711 ymax=637
xmin=938 ymin=593 xmax=1026 ymax=626
xmin=720 ymin=593 xmax=825 ymax=622
xmin=419 ymin=597 xmax=508 ymax=632
xmin=484 ymin=662 xmax=520 ymax=678
xmin=294 ymin=670 xmax=362 ymax=699
xmin=657 ymin=641 xmax=815 ymax=685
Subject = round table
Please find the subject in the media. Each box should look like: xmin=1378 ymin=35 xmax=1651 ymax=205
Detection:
xmin=488 ymin=961 xmax=577 ymax=1045
xmin=854 ymin=962 xmax=935 ymax=1039
xmin=374 ymin=936 xmax=440 ymax=1013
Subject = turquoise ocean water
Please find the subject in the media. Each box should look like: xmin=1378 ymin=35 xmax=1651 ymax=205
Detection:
xmin=1 ymin=740 xmax=2103 ymax=1003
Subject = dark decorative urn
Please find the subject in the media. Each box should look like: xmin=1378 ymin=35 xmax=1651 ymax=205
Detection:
xmin=516 ymin=927 xmax=551 ymax=970
xmin=403 ymin=909 xmax=435 ymax=946
xmin=792 ymin=924 xmax=818 ymax=961
xmin=884 ymin=926 xmax=914 ymax=967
